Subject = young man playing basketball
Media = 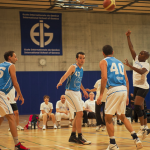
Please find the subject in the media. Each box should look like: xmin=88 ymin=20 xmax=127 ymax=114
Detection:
xmin=57 ymin=52 xmax=91 ymax=145
xmin=125 ymin=30 xmax=150 ymax=139
xmin=97 ymin=45 xmax=142 ymax=150
xmin=0 ymin=51 xmax=29 ymax=150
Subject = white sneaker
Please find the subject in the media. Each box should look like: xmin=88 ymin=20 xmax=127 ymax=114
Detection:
xmin=57 ymin=125 xmax=61 ymax=129
xmin=42 ymin=126 xmax=46 ymax=130
xmin=54 ymin=124 xmax=57 ymax=129
xmin=102 ymin=126 xmax=106 ymax=131
xmin=69 ymin=124 xmax=73 ymax=128
xmin=17 ymin=125 xmax=24 ymax=130
xmin=134 ymin=138 xmax=143 ymax=149
xmin=84 ymin=123 xmax=88 ymax=127
xmin=137 ymin=129 xmax=143 ymax=138
xmin=106 ymin=144 xmax=119 ymax=150
xmin=96 ymin=125 xmax=101 ymax=131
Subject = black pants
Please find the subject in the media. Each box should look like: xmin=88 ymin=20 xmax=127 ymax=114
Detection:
xmin=74 ymin=110 xmax=88 ymax=123
xmin=87 ymin=112 xmax=96 ymax=119
xmin=83 ymin=110 xmax=88 ymax=123
xmin=95 ymin=101 xmax=105 ymax=126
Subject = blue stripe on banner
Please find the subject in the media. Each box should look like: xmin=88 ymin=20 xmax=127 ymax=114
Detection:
xmin=0 ymin=95 xmax=10 ymax=114
xmin=107 ymin=90 xmax=127 ymax=98
xmin=65 ymin=94 xmax=77 ymax=112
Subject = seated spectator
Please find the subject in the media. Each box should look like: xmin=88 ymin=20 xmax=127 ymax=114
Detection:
xmin=39 ymin=95 xmax=57 ymax=130
xmin=85 ymin=92 xmax=96 ymax=125
xmin=56 ymin=95 xmax=74 ymax=129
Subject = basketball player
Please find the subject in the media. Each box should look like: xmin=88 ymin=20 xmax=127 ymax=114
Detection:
xmin=86 ymin=79 xmax=107 ymax=131
xmin=7 ymin=87 xmax=24 ymax=131
xmin=125 ymin=30 xmax=150 ymax=139
xmin=97 ymin=45 xmax=142 ymax=150
xmin=57 ymin=52 xmax=91 ymax=145
xmin=0 ymin=51 xmax=29 ymax=150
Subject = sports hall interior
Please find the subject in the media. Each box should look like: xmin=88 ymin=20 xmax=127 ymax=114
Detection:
xmin=0 ymin=0 xmax=150 ymax=149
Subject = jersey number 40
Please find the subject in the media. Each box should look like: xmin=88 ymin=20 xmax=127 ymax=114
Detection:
xmin=110 ymin=63 xmax=124 ymax=75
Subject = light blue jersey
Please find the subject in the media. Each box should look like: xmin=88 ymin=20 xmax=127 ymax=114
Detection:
xmin=0 ymin=62 xmax=13 ymax=94
xmin=104 ymin=57 xmax=126 ymax=89
xmin=65 ymin=64 xmax=83 ymax=91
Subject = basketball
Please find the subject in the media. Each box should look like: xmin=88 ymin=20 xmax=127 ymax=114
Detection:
xmin=103 ymin=0 xmax=115 ymax=11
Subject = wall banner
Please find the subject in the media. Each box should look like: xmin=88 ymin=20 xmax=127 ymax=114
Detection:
xmin=20 ymin=12 xmax=62 ymax=55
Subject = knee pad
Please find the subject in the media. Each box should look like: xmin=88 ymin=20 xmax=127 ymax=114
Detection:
xmin=142 ymin=110 xmax=147 ymax=119
xmin=134 ymin=105 xmax=143 ymax=117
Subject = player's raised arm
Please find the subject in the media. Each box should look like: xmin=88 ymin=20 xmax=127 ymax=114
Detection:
xmin=126 ymin=30 xmax=136 ymax=60
xmin=57 ymin=65 xmax=75 ymax=89
xmin=9 ymin=64 xmax=24 ymax=105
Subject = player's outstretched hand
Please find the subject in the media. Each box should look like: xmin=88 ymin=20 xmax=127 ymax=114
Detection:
xmin=83 ymin=91 xmax=88 ymax=99
xmin=126 ymin=30 xmax=131 ymax=37
xmin=14 ymin=96 xmax=19 ymax=101
xmin=19 ymin=96 xmax=24 ymax=105
xmin=124 ymin=59 xmax=130 ymax=67
xmin=56 ymin=82 xmax=62 ymax=89
xmin=85 ymin=89 xmax=91 ymax=92
xmin=97 ymin=95 xmax=102 ymax=105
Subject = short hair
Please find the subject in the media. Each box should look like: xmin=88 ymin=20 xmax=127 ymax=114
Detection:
xmin=76 ymin=52 xmax=85 ymax=58
xmin=102 ymin=45 xmax=113 ymax=55
xmin=43 ymin=95 xmax=50 ymax=100
xmin=4 ymin=51 xmax=15 ymax=61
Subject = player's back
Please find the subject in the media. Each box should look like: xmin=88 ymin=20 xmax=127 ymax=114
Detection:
xmin=104 ymin=57 xmax=126 ymax=89
xmin=0 ymin=61 xmax=13 ymax=94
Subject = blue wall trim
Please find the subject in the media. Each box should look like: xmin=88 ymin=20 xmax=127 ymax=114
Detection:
xmin=16 ymin=71 xmax=150 ymax=115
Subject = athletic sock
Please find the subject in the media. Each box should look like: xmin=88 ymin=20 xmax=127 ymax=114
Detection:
xmin=110 ymin=136 xmax=116 ymax=144
xmin=78 ymin=133 xmax=82 ymax=138
xmin=13 ymin=137 xmax=19 ymax=145
xmin=131 ymin=131 xmax=138 ymax=139
xmin=71 ymin=132 xmax=76 ymax=136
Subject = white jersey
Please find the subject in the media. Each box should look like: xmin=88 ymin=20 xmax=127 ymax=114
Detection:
xmin=56 ymin=100 xmax=69 ymax=111
xmin=6 ymin=86 xmax=16 ymax=104
xmin=94 ymin=79 xmax=108 ymax=102
xmin=133 ymin=56 xmax=149 ymax=89
xmin=40 ymin=102 xmax=53 ymax=115
xmin=85 ymin=99 xmax=95 ymax=112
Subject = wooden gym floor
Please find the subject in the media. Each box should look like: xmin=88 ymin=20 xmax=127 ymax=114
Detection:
xmin=0 ymin=115 xmax=150 ymax=150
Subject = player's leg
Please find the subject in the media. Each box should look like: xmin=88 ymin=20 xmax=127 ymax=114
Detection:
xmin=56 ymin=112 xmax=61 ymax=128
xmin=66 ymin=91 xmax=91 ymax=144
xmin=95 ymin=101 xmax=102 ymax=131
xmin=101 ymin=102 xmax=106 ymax=131
xmin=0 ymin=93 xmax=29 ymax=150
xmin=42 ymin=113 xmax=47 ymax=130
xmin=119 ymin=114 xmax=143 ymax=149
xmin=0 ymin=117 xmax=4 ymax=125
xmin=118 ymin=91 xmax=143 ymax=149
xmin=49 ymin=113 xmax=57 ymax=129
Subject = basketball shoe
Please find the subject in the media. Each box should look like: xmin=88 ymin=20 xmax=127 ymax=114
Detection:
xmin=15 ymin=142 xmax=30 ymax=150
xmin=78 ymin=135 xmax=91 ymax=145
xmin=106 ymin=144 xmax=119 ymax=150
xmin=69 ymin=135 xmax=78 ymax=143
xmin=134 ymin=138 xmax=143 ymax=149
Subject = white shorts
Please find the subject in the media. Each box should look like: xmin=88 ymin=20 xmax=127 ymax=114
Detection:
xmin=0 ymin=91 xmax=13 ymax=117
xmin=105 ymin=86 xmax=127 ymax=115
xmin=65 ymin=90 xmax=83 ymax=112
